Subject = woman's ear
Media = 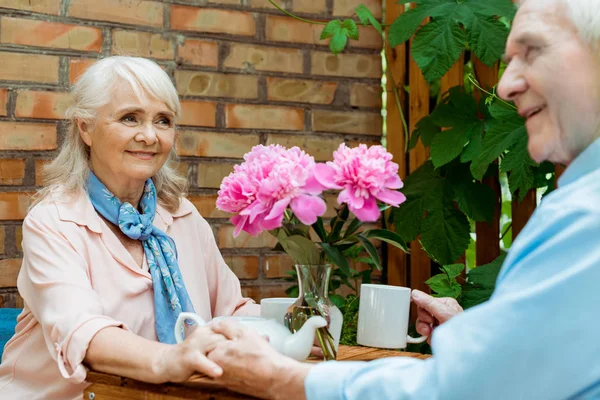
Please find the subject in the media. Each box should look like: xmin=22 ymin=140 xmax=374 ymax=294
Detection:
xmin=77 ymin=118 xmax=92 ymax=147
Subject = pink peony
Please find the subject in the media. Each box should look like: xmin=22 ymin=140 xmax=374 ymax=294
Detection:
xmin=314 ymin=144 xmax=406 ymax=222
xmin=217 ymin=145 xmax=327 ymax=236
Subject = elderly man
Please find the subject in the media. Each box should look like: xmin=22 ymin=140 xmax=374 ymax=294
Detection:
xmin=206 ymin=0 xmax=600 ymax=398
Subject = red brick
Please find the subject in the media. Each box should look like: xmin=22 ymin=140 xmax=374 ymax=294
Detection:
xmin=350 ymin=83 xmax=383 ymax=108
xmin=352 ymin=26 xmax=383 ymax=49
xmin=179 ymin=100 xmax=217 ymax=127
xmin=15 ymin=90 xmax=72 ymax=120
xmin=170 ymin=6 xmax=255 ymax=36
xmin=197 ymin=162 xmax=237 ymax=189
xmin=0 ymin=159 xmax=26 ymax=185
xmin=264 ymin=254 xmax=295 ymax=278
xmin=0 ymin=51 xmax=59 ymax=83
xmin=224 ymin=44 xmax=303 ymax=74
xmin=248 ymin=0 xmax=279 ymax=9
xmin=242 ymin=284 xmax=292 ymax=302
xmin=0 ymin=226 xmax=4 ymax=254
xmin=69 ymin=0 xmax=163 ymax=27
xmin=112 ymin=30 xmax=173 ymax=59
xmin=333 ymin=0 xmax=382 ymax=18
xmin=35 ymin=159 xmax=50 ymax=186
xmin=265 ymin=134 xmax=341 ymax=162
xmin=217 ymin=226 xmax=277 ymax=248
xmin=265 ymin=16 xmax=320 ymax=45
xmin=177 ymin=131 xmax=259 ymax=158
xmin=0 ymin=193 xmax=34 ymax=220
xmin=187 ymin=194 xmax=230 ymax=219
xmin=176 ymin=38 xmax=218 ymax=67
xmin=0 ymin=0 xmax=60 ymax=15
xmin=345 ymin=138 xmax=382 ymax=149
xmin=0 ymin=89 xmax=7 ymax=117
xmin=175 ymin=71 xmax=258 ymax=99
xmin=311 ymin=51 xmax=382 ymax=78
xmin=293 ymin=0 xmax=326 ymax=14
xmin=313 ymin=110 xmax=382 ymax=135
xmin=223 ymin=255 xmax=260 ymax=279
xmin=0 ymin=259 xmax=21 ymax=288
xmin=226 ymin=104 xmax=304 ymax=131
xmin=15 ymin=226 xmax=22 ymax=252
xmin=69 ymin=58 xmax=96 ymax=84
xmin=1 ymin=17 xmax=103 ymax=52
xmin=267 ymin=77 xmax=337 ymax=104
xmin=0 ymin=122 xmax=57 ymax=151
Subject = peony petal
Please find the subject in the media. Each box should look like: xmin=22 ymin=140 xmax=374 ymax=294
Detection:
xmin=314 ymin=163 xmax=342 ymax=189
xmin=338 ymin=187 xmax=364 ymax=209
xmin=303 ymin=173 xmax=327 ymax=195
xmin=350 ymin=196 xmax=380 ymax=222
xmin=265 ymin=198 xmax=291 ymax=220
xmin=231 ymin=214 xmax=247 ymax=237
xmin=260 ymin=214 xmax=284 ymax=231
xmin=290 ymin=195 xmax=327 ymax=225
xmin=374 ymin=189 xmax=407 ymax=207
xmin=385 ymin=175 xmax=404 ymax=190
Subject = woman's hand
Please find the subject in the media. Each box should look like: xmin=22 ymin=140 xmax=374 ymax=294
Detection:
xmin=207 ymin=320 xmax=312 ymax=400
xmin=153 ymin=324 xmax=228 ymax=382
xmin=412 ymin=289 xmax=463 ymax=344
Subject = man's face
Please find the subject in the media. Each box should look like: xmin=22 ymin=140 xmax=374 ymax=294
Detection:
xmin=497 ymin=0 xmax=600 ymax=164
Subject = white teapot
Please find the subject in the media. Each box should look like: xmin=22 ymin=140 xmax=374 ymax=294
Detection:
xmin=174 ymin=312 xmax=327 ymax=362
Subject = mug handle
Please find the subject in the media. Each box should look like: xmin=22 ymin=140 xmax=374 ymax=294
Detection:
xmin=174 ymin=312 xmax=206 ymax=344
xmin=406 ymin=334 xmax=428 ymax=344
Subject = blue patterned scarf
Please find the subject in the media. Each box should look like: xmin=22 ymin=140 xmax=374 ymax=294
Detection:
xmin=87 ymin=172 xmax=195 ymax=344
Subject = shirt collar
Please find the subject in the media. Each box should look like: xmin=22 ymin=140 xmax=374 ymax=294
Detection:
xmin=558 ymin=137 xmax=600 ymax=187
xmin=55 ymin=189 xmax=194 ymax=232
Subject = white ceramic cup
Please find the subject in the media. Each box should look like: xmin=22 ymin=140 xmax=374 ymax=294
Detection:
xmin=357 ymin=284 xmax=428 ymax=349
xmin=260 ymin=297 xmax=297 ymax=325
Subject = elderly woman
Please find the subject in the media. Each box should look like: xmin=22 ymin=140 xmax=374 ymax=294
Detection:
xmin=0 ymin=56 xmax=259 ymax=399
xmin=203 ymin=0 xmax=600 ymax=399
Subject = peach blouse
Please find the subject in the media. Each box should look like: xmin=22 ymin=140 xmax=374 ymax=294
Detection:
xmin=0 ymin=191 xmax=258 ymax=399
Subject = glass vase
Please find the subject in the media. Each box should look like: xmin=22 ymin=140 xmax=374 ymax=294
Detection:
xmin=284 ymin=264 xmax=343 ymax=361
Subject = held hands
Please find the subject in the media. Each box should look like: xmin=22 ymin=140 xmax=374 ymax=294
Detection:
xmin=155 ymin=324 xmax=227 ymax=382
xmin=411 ymin=289 xmax=463 ymax=344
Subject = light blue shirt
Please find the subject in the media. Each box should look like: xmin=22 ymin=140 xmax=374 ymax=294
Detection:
xmin=306 ymin=138 xmax=600 ymax=400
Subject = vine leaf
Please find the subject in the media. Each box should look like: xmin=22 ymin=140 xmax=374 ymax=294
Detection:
xmin=356 ymin=4 xmax=382 ymax=34
xmin=321 ymin=20 xmax=342 ymax=40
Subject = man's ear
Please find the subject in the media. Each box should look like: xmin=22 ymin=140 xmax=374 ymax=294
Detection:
xmin=77 ymin=119 xmax=92 ymax=147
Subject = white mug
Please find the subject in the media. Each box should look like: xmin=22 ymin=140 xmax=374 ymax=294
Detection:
xmin=357 ymin=284 xmax=428 ymax=349
xmin=260 ymin=297 xmax=297 ymax=325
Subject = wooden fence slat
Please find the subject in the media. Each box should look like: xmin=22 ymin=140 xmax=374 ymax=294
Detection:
xmin=385 ymin=1 xmax=408 ymax=287
xmin=473 ymin=58 xmax=502 ymax=266
xmin=512 ymin=190 xmax=536 ymax=237
xmin=408 ymin=16 xmax=431 ymax=294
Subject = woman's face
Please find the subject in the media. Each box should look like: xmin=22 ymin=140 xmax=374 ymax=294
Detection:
xmin=79 ymin=82 xmax=176 ymax=191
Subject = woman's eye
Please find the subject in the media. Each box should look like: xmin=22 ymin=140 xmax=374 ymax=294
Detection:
xmin=156 ymin=117 xmax=173 ymax=127
xmin=121 ymin=115 xmax=137 ymax=124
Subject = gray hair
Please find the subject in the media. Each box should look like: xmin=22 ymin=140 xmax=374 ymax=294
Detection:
xmin=519 ymin=0 xmax=600 ymax=47
xmin=33 ymin=56 xmax=187 ymax=212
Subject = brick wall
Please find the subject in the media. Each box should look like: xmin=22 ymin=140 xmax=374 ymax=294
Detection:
xmin=0 ymin=0 xmax=383 ymax=307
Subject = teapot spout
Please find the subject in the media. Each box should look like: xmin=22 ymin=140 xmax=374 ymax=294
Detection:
xmin=283 ymin=316 xmax=327 ymax=361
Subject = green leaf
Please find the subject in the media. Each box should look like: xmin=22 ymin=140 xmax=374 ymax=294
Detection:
xmin=285 ymin=285 xmax=299 ymax=298
xmin=330 ymin=28 xmax=348 ymax=55
xmin=320 ymin=243 xmax=350 ymax=276
xmin=355 ymin=4 xmax=382 ymax=34
xmin=412 ymin=116 xmax=440 ymax=149
xmin=388 ymin=0 xmax=457 ymax=47
xmin=411 ymin=19 xmax=466 ymax=83
xmin=471 ymin=102 xmax=526 ymax=180
xmin=442 ymin=263 xmax=465 ymax=279
xmin=447 ymin=163 xmax=496 ymax=223
xmin=461 ymin=253 xmax=506 ymax=308
xmin=277 ymin=232 xmax=321 ymax=265
xmin=321 ymin=20 xmax=342 ymax=40
xmin=469 ymin=16 xmax=509 ymax=66
xmin=501 ymin=133 xmax=537 ymax=201
xmin=342 ymin=19 xmax=359 ymax=40
xmin=460 ymin=129 xmax=482 ymax=163
xmin=467 ymin=0 xmax=517 ymax=20
xmin=362 ymin=229 xmax=409 ymax=253
xmin=430 ymin=124 xmax=479 ymax=168
xmin=329 ymin=294 xmax=346 ymax=309
xmin=311 ymin=218 xmax=327 ymax=242
xmin=343 ymin=218 xmax=363 ymax=239
xmin=420 ymin=206 xmax=471 ymax=265
xmin=393 ymin=197 xmax=424 ymax=243
xmin=425 ymin=273 xmax=462 ymax=298
xmin=356 ymin=235 xmax=381 ymax=270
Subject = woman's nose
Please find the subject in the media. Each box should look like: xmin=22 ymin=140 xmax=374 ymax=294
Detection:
xmin=497 ymin=63 xmax=528 ymax=101
xmin=135 ymin=123 xmax=158 ymax=144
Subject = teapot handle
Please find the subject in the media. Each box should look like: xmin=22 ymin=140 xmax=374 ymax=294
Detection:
xmin=174 ymin=312 xmax=206 ymax=344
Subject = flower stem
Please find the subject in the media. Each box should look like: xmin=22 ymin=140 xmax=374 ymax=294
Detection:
xmin=383 ymin=37 xmax=409 ymax=151
xmin=267 ymin=0 xmax=327 ymax=25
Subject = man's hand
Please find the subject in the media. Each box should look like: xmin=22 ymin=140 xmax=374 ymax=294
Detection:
xmin=207 ymin=320 xmax=312 ymax=400
xmin=412 ymin=289 xmax=463 ymax=344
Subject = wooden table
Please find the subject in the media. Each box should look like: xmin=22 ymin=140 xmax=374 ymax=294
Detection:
xmin=83 ymin=345 xmax=431 ymax=399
